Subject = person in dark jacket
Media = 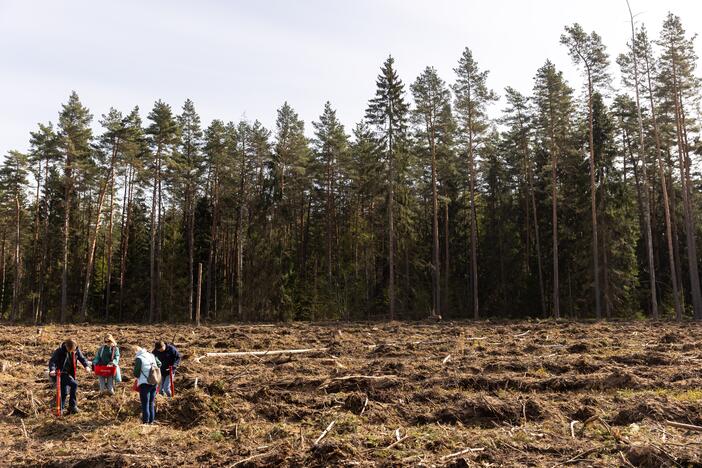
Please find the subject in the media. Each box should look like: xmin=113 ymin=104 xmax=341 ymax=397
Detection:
xmin=152 ymin=340 xmax=181 ymax=397
xmin=48 ymin=338 xmax=92 ymax=414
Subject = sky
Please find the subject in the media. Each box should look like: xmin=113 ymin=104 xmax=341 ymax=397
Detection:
xmin=1 ymin=0 xmax=701 ymax=157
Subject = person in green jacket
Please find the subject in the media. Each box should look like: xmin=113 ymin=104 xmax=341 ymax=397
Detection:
xmin=92 ymin=334 xmax=121 ymax=394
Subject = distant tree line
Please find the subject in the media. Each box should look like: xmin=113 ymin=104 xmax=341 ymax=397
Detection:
xmin=1 ymin=13 xmax=701 ymax=323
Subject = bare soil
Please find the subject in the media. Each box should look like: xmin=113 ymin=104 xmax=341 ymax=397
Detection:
xmin=1 ymin=321 xmax=702 ymax=466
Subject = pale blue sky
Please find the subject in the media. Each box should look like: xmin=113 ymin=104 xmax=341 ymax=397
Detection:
xmin=1 ymin=0 xmax=700 ymax=157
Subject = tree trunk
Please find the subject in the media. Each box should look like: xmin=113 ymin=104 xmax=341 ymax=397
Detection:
xmin=0 ymin=231 xmax=6 ymax=317
xmin=549 ymin=100 xmax=560 ymax=319
xmin=149 ymin=147 xmax=161 ymax=323
xmin=671 ymin=58 xmax=702 ymax=319
xmin=60 ymin=154 xmax=72 ymax=323
xmin=80 ymin=171 xmax=110 ymax=320
xmin=187 ymin=188 xmax=195 ymax=321
xmin=586 ymin=75 xmax=602 ymax=319
xmin=388 ymin=123 xmax=395 ymax=320
xmin=104 ymin=146 xmax=117 ymax=319
xmin=37 ymin=160 xmax=51 ymax=323
xmin=627 ymin=2 xmax=658 ymax=319
xmin=429 ymin=127 xmax=440 ymax=317
xmin=30 ymin=160 xmax=42 ymax=322
xmin=518 ymin=112 xmax=545 ymax=316
xmin=443 ymin=198 xmax=450 ymax=316
xmin=466 ymin=94 xmax=479 ymax=319
xmin=205 ymin=173 xmax=218 ymax=320
xmin=11 ymin=193 xmax=21 ymax=321
xmin=118 ymin=166 xmax=134 ymax=320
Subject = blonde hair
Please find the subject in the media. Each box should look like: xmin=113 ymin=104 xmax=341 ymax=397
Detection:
xmin=104 ymin=334 xmax=117 ymax=346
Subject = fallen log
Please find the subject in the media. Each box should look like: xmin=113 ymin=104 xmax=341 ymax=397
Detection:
xmin=665 ymin=420 xmax=702 ymax=432
xmin=196 ymin=347 xmax=329 ymax=361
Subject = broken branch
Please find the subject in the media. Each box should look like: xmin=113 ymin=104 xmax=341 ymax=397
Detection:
xmin=314 ymin=420 xmax=336 ymax=445
xmin=665 ymin=420 xmax=702 ymax=432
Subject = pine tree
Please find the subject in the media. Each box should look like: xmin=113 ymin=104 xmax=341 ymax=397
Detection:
xmin=453 ymin=47 xmax=497 ymax=319
xmin=502 ymin=87 xmax=546 ymax=316
xmin=202 ymin=119 xmax=228 ymax=320
xmin=633 ymin=26 xmax=683 ymax=319
xmin=312 ymin=102 xmax=348 ymax=287
xmin=118 ymin=107 xmax=146 ymax=320
xmin=98 ymin=109 xmax=127 ymax=320
xmin=146 ymin=100 xmax=179 ymax=322
xmin=616 ymin=3 xmax=658 ymax=319
xmin=561 ymin=24 xmax=610 ymax=319
xmin=57 ymin=91 xmax=93 ymax=322
xmin=365 ymin=56 xmax=409 ymax=320
xmin=174 ymin=99 xmax=204 ymax=321
xmin=657 ymin=13 xmax=702 ymax=320
xmin=533 ymin=61 xmax=574 ymax=318
xmin=411 ymin=66 xmax=452 ymax=318
xmin=0 ymin=151 xmax=29 ymax=320
xmin=28 ymin=123 xmax=59 ymax=322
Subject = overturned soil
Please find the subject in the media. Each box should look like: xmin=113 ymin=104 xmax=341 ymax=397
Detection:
xmin=1 ymin=321 xmax=702 ymax=466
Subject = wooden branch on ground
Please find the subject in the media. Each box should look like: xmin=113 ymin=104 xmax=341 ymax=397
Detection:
xmin=232 ymin=450 xmax=272 ymax=467
xmin=20 ymin=419 xmax=28 ymax=440
xmin=551 ymin=447 xmax=599 ymax=467
xmin=442 ymin=354 xmax=451 ymax=365
xmin=331 ymin=374 xmax=399 ymax=382
xmin=570 ymin=420 xmax=579 ymax=439
xmin=360 ymin=397 xmax=369 ymax=416
xmin=382 ymin=435 xmax=412 ymax=451
xmin=314 ymin=420 xmax=336 ymax=445
xmin=197 ymin=348 xmax=329 ymax=361
xmin=665 ymin=420 xmax=702 ymax=432
xmin=440 ymin=447 xmax=485 ymax=461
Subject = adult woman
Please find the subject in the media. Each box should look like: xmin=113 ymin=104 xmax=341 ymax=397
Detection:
xmin=92 ymin=334 xmax=121 ymax=394
xmin=132 ymin=345 xmax=161 ymax=424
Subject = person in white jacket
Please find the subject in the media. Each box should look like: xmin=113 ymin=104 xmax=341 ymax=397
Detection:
xmin=132 ymin=346 xmax=161 ymax=424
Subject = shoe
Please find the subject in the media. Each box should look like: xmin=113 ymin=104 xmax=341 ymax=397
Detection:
xmin=68 ymin=406 xmax=79 ymax=414
xmin=109 ymin=389 xmax=115 ymax=395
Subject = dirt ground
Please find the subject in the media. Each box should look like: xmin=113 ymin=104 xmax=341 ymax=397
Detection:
xmin=1 ymin=321 xmax=702 ymax=467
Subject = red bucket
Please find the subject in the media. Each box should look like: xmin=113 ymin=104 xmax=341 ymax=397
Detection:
xmin=94 ymin=365 xmax=117 ymax=377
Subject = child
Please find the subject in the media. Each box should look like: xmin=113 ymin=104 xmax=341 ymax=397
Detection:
xmin=48 ymin=338 xmax=92 ymax=414
xmin=92 ymin=334 xmax=121 ymax=394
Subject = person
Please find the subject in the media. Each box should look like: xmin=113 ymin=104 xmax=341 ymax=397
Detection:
xmin=92 ymin=334 xmax=121 ymax=395
xmin=152 ymin=340 xmax=181 ymax=397
xmin=48 ymin=338 xmax=92 ymax=415
xmin=133 ymin=345 xmax=161 ymax=424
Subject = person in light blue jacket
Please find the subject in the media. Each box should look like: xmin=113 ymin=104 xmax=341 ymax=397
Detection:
xmin=92 ymin=334 xmax=121 ymax=394
xmin=133 ymin=346 xmax=161 ymax=424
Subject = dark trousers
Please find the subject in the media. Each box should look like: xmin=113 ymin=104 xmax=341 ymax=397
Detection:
xmin=60 ymin=373 xmax=78 ymax=410
xmin=139 ymin=384 xmax=157 ymax=423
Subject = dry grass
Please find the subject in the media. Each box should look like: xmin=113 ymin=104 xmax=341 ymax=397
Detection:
xmin=0 ymin=320 xmax=701 ymax=466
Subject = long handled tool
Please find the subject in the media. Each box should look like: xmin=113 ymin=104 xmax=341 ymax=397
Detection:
xmin=169 ymin=366 xmax=175 ymax=397
xmin=55 ymin=370 xmax=61 ymax=417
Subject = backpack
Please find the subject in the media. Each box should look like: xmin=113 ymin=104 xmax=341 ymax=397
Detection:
xmin=139 ymin=354 xmax=161 ymax=385
xmin=147 ymin=362 xmax=161 ymax=385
